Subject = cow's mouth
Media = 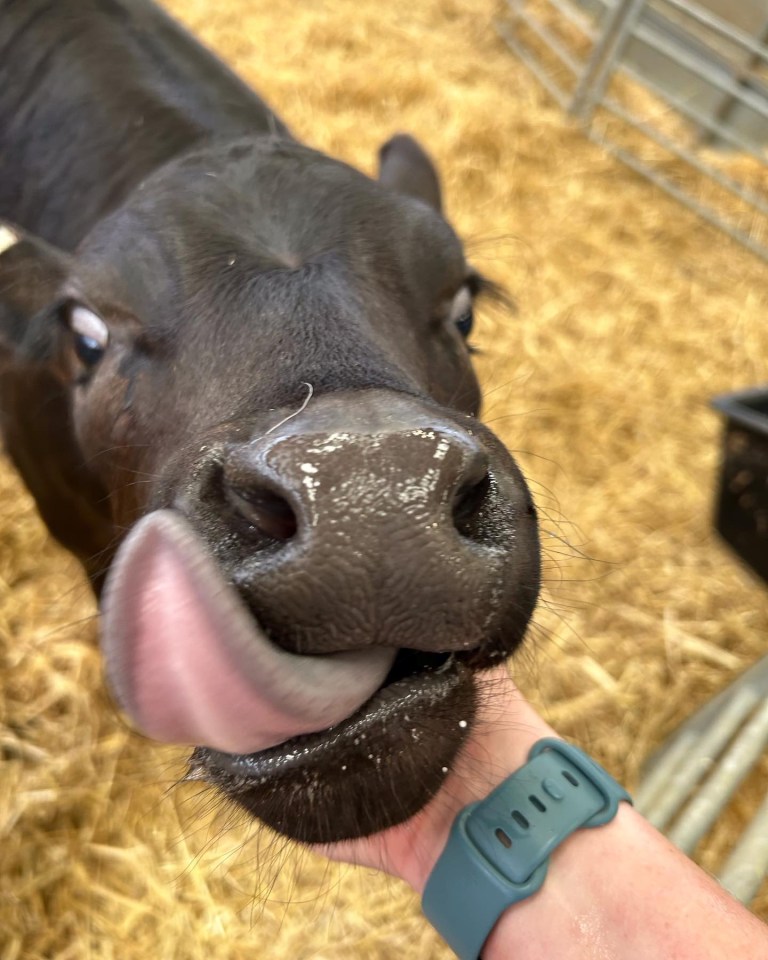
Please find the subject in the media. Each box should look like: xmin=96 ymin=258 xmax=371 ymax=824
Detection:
xmin=191 ymin=649 xmax=477 ymax=843
xmin=384 ymin=647 xmax=458 ymax=684
xmin=101 ymin=510 xmax=494 ymax=843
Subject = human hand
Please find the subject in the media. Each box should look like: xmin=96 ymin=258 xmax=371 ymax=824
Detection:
xmin=318 ymin=665 xmax=557 ymax=893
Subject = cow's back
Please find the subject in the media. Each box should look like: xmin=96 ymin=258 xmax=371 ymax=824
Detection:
xmin=0 ymin=0 xmax=288 ymax=249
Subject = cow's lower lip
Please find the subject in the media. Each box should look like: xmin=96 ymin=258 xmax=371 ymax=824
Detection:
xmin=189 ymin=656 xmax=476 ymax=843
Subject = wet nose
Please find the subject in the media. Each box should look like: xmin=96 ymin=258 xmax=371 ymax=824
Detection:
xmin=221 ymin=421 xmax=491 ymax=549
xmin=208 ymin=391 xmax=538 ymax=656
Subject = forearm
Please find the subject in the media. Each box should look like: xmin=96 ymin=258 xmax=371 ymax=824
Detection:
xmin=382 ymin=676 xmax=768 ymax=959
xmin=482 ymin=802 xmax=768 ymax=960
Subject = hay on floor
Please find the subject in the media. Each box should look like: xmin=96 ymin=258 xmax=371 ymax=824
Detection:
xmin=2 ymin=0 xmax=768 ymax=956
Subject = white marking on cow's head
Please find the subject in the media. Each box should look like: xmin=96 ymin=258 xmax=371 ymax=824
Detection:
xmin=0 ymin=225 xmax=20 ymax=255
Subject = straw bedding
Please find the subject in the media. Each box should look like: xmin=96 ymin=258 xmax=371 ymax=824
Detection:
xmin=2 ymin=0 xmax=768 ymax=956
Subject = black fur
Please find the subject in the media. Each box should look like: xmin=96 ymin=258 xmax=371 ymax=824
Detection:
xmin=0 ymin=0 xmax=540 ymax=842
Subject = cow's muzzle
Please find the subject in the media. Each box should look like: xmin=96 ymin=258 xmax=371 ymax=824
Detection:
xmin=102 ymin=390 xmax=540 ymax=841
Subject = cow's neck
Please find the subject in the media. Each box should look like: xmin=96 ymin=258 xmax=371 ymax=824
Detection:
xmin=0 ymin=0 xmax=288 ymax=250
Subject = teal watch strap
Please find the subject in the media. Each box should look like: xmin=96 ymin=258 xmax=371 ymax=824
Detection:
xmin=421 ymin=738 xmax=632 ymax=960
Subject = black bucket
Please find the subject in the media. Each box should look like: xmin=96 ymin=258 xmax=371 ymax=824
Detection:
xmin=712 ymin=387 xmax=768 ymax=585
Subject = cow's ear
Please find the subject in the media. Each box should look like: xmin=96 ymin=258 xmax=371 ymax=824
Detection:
xmin=0 ymin=221 xmax=72 ymax=361
xmin=0 ymin=222 xmax=112 ymax=582
xmin=377 ymin=134 xmax=443 ymax=213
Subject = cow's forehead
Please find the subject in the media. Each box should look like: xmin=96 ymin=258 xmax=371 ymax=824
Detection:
xmin=97 ymin=137 xmax=455 ymax=242
xmin=76 ymin=138 xmax=466 ymax=322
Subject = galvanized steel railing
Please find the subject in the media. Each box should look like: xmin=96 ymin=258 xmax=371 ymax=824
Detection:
xmin=634 ymin=655 xmax=768 ymax=905
xmin=500 ymin=0 xmax=768 ymax=261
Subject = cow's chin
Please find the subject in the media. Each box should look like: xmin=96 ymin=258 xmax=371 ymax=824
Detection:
xmin=189 ymin=656 xmax=477 ymax=843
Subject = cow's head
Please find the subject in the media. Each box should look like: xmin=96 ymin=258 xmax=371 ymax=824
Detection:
xmin=0 ymin=135 xmax=539 ymax=842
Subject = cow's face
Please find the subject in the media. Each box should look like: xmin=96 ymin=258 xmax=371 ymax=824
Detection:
xmin=0 ymin=136 xmax=540 ymax=842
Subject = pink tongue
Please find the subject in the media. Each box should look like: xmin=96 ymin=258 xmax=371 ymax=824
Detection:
xmin=101 ymin=511 xmax=395 ymax=754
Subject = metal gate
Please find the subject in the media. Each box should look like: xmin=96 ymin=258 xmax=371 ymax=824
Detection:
xmin=500 ymin=0 xmax=768 ymax=261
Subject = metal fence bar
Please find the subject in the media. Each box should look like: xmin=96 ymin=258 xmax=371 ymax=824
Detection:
xmin=707 ymin=16 xmax=768 ymax=148
xmin=542 ymin=0 xmax=599 ymax=38
xmin=589 ymin=131 xmax=768 ymax=259
xmin=570 ymin=0 xmax=648 ymax=119
xmin=501 ymin=0 xmax=768 ymax=264
xmin=634 ymin=695 xmax=732 ymax=820
xmin=719 ymin=790 xmax=768 ymax=905
xmin=633 ymin=20 xmax=768 ymax=124
xmin=496 ymin=21 xmax=572 ymax=108
xmin=601 ymin=96 xmax=768 ymax=216
xmin=656 ymin=0 xmax=768 ymax=66
xmin=667 ymin=698 xmax=768 ymax=854
xmin=574 ymin=0 xmax=768 ymax=74
xmin=636 ymin=664 xmax=768 ymax=828
xmin=619 ymin=60 xmax=768 ymax=165
xmin=509 ymin=7 xmax=585 ymax=74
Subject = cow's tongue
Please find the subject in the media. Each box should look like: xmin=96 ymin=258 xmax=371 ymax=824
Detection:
xmin=101 ymin=510 xmax=395 ymax=754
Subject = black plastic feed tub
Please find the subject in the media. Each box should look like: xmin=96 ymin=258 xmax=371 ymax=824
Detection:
xmin=712 ymin=387 xmax=768 ymax=585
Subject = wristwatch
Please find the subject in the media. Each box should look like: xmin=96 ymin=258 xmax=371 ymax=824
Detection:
xmin=421 ymin=738 xmax=632 ymax=960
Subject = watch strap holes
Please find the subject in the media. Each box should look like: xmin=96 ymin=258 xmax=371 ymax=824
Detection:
xmin=529 ymin=795 xmax=546 ymax=813
xmin=511 ymin=810 xmax=530 ymax=829
xmin=562 ymin=770 xmax=579 ymax=787
xmin=495 ymin=828 xmax=512 ymax=849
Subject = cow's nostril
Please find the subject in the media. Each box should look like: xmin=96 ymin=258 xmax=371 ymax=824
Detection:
xmin=452 ymin=470 xmax=492 ymax=537
xmin=227 ymin=485 xmax=298 ymax=542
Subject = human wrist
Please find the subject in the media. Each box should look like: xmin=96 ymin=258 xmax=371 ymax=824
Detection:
xmin=461 ymin=799 xmax=768 ymax=960
xmin=418 ymin=733 xmax=631 ymax=960
xmin=391 ymin=672 xmax=557 ymax=894
xmin=479 ymin=800 xmax=640 ymax=959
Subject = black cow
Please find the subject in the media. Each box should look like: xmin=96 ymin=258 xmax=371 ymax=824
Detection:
xmin=0 ymin=0 xmax=540 ymax=843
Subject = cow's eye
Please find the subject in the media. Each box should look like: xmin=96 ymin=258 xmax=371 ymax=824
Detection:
xmin=449 ymin=285 xmax=474 ymax=339
xmin=67 ymin=305 xmax=109 ymax=368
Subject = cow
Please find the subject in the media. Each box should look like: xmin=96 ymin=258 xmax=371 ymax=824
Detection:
xmin=0 ymin=0 xmax=540 ymax=845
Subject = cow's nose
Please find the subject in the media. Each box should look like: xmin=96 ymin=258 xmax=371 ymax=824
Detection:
xmin=221 ymin=424 xmax=491 ymax=548
xmin=203 ymin=390 xmax=538 ymax=657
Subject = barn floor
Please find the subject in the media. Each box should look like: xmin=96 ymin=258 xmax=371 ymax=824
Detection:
xmin=2 ymin=0 xmax=768 ymax=957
